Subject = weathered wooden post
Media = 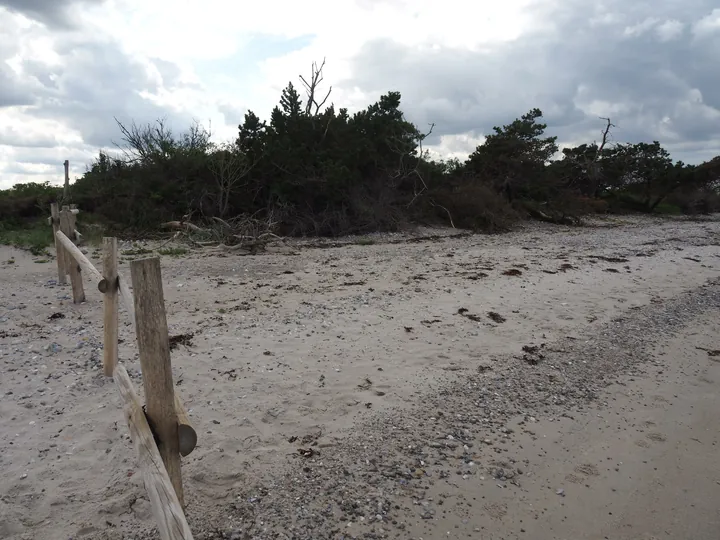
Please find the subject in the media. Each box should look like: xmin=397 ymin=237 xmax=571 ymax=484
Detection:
xmin=60 ymin=206 xmax=72 ymax=274
xmin=130 ymin=257 xmax=184 ymax=506
xmin=63 ymin=160 xmax=70 ymax=201
xmin=47 ymin=235 xmax=196 ymax=538
xmin=50 ymin=203 xmax=67 ymax=285
xmin=102 ymin=237 xmax=119 ymax=377
xmin=114 ymin=365 xmax=194 ymax=540
xmin=69 ymin=204 xmax=78 ymax=242
xmin=59 ymin=208 xmax=85 ymax=303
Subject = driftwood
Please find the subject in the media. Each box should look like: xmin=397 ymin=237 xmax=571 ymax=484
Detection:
xmin=525 ymin=204 xmax=581 ymax=226
xmin=159 ymin=214 xmax=283 ymax=254
xmin=161 ymin=221 xmax=207 ymax=233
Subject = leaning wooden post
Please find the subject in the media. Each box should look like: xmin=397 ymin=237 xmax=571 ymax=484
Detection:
xmin=102 ymin=238 xmax=119 ymax=377
xmin=130 ymin=258 xmax=184 ymax=506
xmin=114 ymin=364 xmax=194 ymax=540
xmin=50 ymin=203 xmax=67 ymax=285
xmin=59 ymin=209 xmax=85 ymax=303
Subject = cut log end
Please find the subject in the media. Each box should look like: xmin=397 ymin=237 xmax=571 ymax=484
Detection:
xmin=178 ymin=424 xmax=198 ymax=457
xmin=174 ymin=394 xmax=197 ymax=457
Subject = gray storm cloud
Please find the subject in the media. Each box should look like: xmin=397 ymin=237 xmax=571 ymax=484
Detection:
xmin=0 ymin=0 xmax=106 ymax=27
xmin=345 ymin=1 xmax=720 ymax=163
xmin=0 ymin=0 xmax=718 ymax=177
xmin=0 ymin=3 xmax=197 ymax=156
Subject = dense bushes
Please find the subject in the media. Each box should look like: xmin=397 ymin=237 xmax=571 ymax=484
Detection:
xmin=1 ymin=64 xmax=718 ymax=237
xmin=0 ymin=182 xmax=61 ymax=224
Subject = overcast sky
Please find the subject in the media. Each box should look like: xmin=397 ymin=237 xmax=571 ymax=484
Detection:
xmin=1 ymin=0 xmax=719 ymax=189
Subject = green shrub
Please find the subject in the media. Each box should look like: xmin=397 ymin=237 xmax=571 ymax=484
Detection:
xmin=0 ymin=220 xmax=53 ymax=255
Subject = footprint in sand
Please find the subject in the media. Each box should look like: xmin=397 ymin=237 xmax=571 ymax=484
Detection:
xmin=565 ymin=473 xmax=585 ymax=484
xmin=635 ymin=439 xmax=651 ymax=448
xmin=646 ymin=432 xmax=667 ymax=442
xmin=483 ymin=502 xmax=508 ymax=520
xmin=574 ymin=463 xmax=599 ymax=476
xmin=566 ymin=463 xmax=600 ymax=484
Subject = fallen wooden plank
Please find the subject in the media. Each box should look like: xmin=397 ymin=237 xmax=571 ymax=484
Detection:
xmin=114 ymin=364 xmax=194 ymax=540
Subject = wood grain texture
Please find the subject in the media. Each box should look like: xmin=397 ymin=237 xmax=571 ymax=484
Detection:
xmin=50 ymin=203 xmax=67 ymax=285
xmin=55 ymin=231 xmax=136 ymax=333
xmin=130 ymin=257 xmax=184 ymax=506
xmin=174 ymin=394 xmax=197 ymax=457
xmin=55 ymin=231 xmax=102 ymax=284
xmin=102 ymin=237 xmax=119 ymax=377
xmin=59 ymin=210 xmax=85 ymax=303
xmin=114 ymin=364 xmax=194 ymax=540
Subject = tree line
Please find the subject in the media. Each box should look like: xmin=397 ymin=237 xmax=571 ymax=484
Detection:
xmin=2 ymin=61 xmax=719 ymax=236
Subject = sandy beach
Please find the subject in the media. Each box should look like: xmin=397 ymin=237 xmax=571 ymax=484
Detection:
xmin=1 ymin=214 xmax=719 ymax=540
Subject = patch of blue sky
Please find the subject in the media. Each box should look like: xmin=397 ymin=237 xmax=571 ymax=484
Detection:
xmin=194 ymin=33 xmax=316 ymax=84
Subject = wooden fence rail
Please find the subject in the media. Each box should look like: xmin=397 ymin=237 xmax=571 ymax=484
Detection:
xmin=51 ymin=207 xmax=196 ymax=540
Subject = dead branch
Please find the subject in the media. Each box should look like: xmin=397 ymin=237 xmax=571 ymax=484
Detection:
xmin=429 ymin=200 xmax=455 ymax=228
xmin=300 ymin=58 xmax=332 ymax=116
xmin=112 ymin=117 xmax=175 ymax=164
xmin=404 ymin=123 xmax=435 ymax=206
xmin=564 ymin=117 xmax=616 ymax=197
xmin=156 ymin=231 xmax=182 ymax=250
xmin=597 ymin=117 xmax=615 ymax=156
xmin=208 ymin=144 xmax=253 ymax=218
xmin=160 ymin=221 xmax=207 ymax=233
xmin=211 ymin=216 xmax=234 ymax=230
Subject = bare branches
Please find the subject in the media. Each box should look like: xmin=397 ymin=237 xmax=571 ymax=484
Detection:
xmin=208 ymin=143 xmax=253 ymax=218
xmin=563 ymin=117 xmax=616 ymax=197
xmin=160 ymin=211 xmax=282 ymax=255
xmin=300 ymin=58 xmax=332 ymax=116
xmin=113 ymin=118 xmax=175 ymax=163
xmin=596 ymin=117 xmax=616 ymax=157
xmin=112 ymin=118 xmax=212 ymax=165
xmin=396 ymin=122 xmax=434 ymax=203
xmin=207 ymin=211 xmax=282 ymax=254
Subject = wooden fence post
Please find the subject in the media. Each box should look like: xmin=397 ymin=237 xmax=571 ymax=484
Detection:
xmin=69 ymin=204 xmax=78 ymax=242
xmin=61 ymin=206 xmax=72 ymax=275
xmin=103 ymin=237 xmax=119 ymax=377
xmin=50 ymin=203 xmax=67 ymax=286
xmin=130 ymin=258 xmax=184 ymax=506
xmin=59 ymin=209 xmax=85 ymax=303
xmin=64 ymin=160 xmax=70 ymax=201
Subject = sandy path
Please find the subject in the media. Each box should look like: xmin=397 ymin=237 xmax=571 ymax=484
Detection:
xmin=0 ymin=215 xmax=718 ymax=539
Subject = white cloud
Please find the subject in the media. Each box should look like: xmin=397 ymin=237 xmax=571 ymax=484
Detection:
xmin=1 ymin=0 xmax=540 ymax=188
xmin=693 ymin=8 xmax=720 ymax=36
xmin=656 ymin=19 xmax=684 ymax=41
xmin=623 ymin=17 xmax=659 ymax=37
